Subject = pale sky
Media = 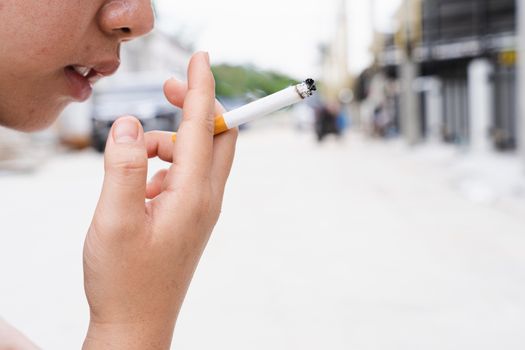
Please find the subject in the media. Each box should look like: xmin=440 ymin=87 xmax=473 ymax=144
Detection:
xmin=155 ymin=0 xmax=402 ymax=79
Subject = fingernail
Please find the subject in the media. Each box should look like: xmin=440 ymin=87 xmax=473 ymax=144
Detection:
xmin=203 ymin=51 xmax=210 ymax=66
xmin=113 ymin=118 xmax=139 ymax=143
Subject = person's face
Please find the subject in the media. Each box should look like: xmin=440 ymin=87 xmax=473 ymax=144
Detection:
xmin=0 ymin=0 xmax=154 ymax=131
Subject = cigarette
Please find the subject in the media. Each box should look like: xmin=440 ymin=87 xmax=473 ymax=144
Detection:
xmin=172 ymin=78 xmax=317 ymax=142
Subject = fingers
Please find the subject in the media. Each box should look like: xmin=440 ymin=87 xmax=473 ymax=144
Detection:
xmin=146 ymin=169 xmax=169 ymax=199
xmin=164 ymin=77 xmax=224 ymax=112
xmin=167 ymin=52 xmax=216 ymax=187
xmin=145 ymin=131 xmax=176 ymax=163
xmin=211 ymin=128 xmax=238 ymax=194
xmin=147 ymin=54 xmax=237 ymax=208
xmin=97 ymin=116 xmax=148 ymax=220
xmin=151 ymin=62 xmax=236 ymax=198
xmin=149 ymin=75 xmax=225 ymax=164
xmin=144 ymin=128 xmax=238 ymax=198
xmin=163 ymin=78 xmax=188 ymax=108
xmin=144 ymin=106 xmax=226 ymax=163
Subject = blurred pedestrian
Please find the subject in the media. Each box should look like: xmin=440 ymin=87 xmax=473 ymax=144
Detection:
xmin=314 ymin=102 xmax=342 ymax=142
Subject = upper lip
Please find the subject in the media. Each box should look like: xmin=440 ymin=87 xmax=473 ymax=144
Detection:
xmin=91 ymin=59 xmax=121 ymax=77
xmin=70 ymin=59 xmax=121 ymax=78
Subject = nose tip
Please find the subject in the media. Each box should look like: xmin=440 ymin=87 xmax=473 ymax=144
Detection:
xmin=99 ymin=0 xmax=155 ymax=40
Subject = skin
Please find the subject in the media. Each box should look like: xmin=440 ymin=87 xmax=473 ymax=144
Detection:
xmin=1 ymin=1 xmax=237 ymax=349
xmin=0 ymin=0 xmax=154 ymax=131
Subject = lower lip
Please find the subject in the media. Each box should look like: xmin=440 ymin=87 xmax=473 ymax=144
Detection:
xmin=64 ymin=67 xmax=92 ymax=101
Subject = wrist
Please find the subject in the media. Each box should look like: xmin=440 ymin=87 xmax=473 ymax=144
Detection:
xmin=83 ymin=318 xmax=175 ymax=350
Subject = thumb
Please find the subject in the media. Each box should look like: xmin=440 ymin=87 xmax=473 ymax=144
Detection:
xmin=97 ymin=116 xmax=148 ymax=221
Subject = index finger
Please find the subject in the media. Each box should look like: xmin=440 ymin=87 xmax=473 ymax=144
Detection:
xmin=167 ymin=52 xmax=216 ymax=188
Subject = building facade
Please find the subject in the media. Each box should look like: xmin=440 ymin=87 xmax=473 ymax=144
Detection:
xmin=373 ymin=0 xmax=517 ymax=151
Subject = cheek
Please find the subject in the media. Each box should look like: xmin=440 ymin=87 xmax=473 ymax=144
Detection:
xmin=2 ymin=2 xmax=93 ymax=74
xmin=24 ymin=26 xmax=81 ymax=72
xmin=0 ymin=1 xmax=99 ymax=130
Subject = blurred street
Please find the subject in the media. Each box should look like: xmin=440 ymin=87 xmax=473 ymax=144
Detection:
xmin=1 ymin=125 xmax=525 ymax=349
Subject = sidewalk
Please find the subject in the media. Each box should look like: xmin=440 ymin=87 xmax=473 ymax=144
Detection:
xmin=1 ymin=127 xmax=524 ymax=349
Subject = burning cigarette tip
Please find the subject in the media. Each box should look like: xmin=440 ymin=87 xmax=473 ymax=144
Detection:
xmin=296 ymin=78 xmax=317 ymax=99
xmin=305 ymin=78 xmax=317 ymax=92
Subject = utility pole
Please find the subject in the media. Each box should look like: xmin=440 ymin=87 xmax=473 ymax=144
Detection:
xmin=339 ymin=0 xmax=350 ymax=81
xmin=518 ymin=0 xmax=525 ymax=171
xmin=370 ymin=0 xmax=376 ymax=32
xmin=399 ymin=0 xmax=421 ymax=145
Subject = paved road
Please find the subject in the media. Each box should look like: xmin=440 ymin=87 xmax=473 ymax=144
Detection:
xmin=1 ymin=127 xmax=525 ymax=349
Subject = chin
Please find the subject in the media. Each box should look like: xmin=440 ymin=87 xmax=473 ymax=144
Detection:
xmin=4 ymin=101 xmax=69 ymax=133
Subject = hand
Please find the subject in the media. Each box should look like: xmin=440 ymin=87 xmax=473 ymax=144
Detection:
xmin=82 ymin=52 xmax=237 ymax=350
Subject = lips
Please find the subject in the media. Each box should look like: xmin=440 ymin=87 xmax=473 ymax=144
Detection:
xmin=72 ymin=65 xmax=91 ymax=77
xmin=64 ymin=60 xmax=120 ymax=101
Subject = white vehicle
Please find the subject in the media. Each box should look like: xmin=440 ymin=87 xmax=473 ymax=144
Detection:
xmin=91 ymin=71 xmax=182 ymax=152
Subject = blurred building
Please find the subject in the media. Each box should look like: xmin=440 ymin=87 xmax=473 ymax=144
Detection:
xmin=320 ymin=0 xmax=352 ymax=104
xmin=118 ymin=29 xmax=191 ymax=78
xmin=360 ymin=0 xmax=518 ymax=153
xmin=316 ymin=0 xmax=354 ymax=139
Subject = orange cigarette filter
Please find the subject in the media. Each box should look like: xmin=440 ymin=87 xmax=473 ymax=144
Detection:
xmin=171 ymin=115 xmax=228 ymax=142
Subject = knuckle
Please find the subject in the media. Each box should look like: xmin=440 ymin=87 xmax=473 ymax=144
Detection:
xmin=204 ymin=117 xmax=215 ymax=133
xmin=106 ymin=150 xmax=147 ymax=177
xmin=182 ymin=114 xmax=215 ymax=134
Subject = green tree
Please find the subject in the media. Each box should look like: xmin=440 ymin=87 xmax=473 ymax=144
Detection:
xmin=211 ymin=64 xmax=296 ymax=99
